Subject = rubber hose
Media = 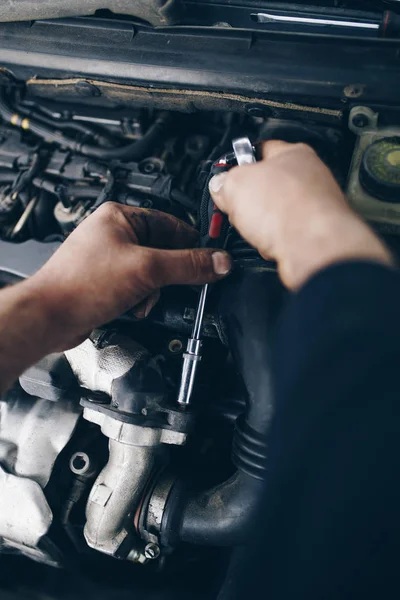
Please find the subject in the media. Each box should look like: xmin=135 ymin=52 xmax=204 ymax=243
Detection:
xmin=78 ymin=114 xmax=172 ymax=161
xmin=163 ymin=267 xmax=286 ymax=546
xmin=0 ymin=171 xmax=18 ymax=184
xmin=32 ymin=177 xmax=102 ymax=200
xmin=0 ymin=88 xmax=172 ymax=162
xmin=16 ymin=104 xmax=111 ymax=147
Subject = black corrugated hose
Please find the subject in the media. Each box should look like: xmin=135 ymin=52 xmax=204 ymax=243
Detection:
xmin=161 ymin=267 xmax=286 ymax=547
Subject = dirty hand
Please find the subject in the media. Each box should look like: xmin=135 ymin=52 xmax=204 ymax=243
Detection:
xmin=30 ymin=203 xmax=232 ymax=349
xmin=209 ymin=141 xmax=392 ymax=289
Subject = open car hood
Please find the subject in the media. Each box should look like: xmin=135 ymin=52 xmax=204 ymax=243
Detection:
xmin=1 ymin=0 xmax=399 ymax=38
xmin=0 ymin=0 xmax=184 ymax=26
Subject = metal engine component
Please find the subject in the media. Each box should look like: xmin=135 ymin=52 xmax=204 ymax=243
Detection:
xmin=0 ymin=84 xmax=365 ymax=578
xmin=65 ymin=331 xmax=187 ymax=559
xmin=0 ymin=467 xmax=53 ymax=559
xmin=347 ymin=106 xmax=400 ymax=233
xmin=69 ymin=451 xmax=94 ymax=476
xmin=138 ymin=469 xmax=177 ymax=547
xmin=82 ymin=415 xmax=167 ymax=559
xmin=0 ymin=390 xmax=82 ymax=564
xmin=65 ymin=330 xmax=145 ymax=396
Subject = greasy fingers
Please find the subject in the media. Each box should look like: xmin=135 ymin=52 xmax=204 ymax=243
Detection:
xmin=31 ymin=203 xmax=232 ymax=350
xmin=93 ymin=203 xmax=200 ymax=249
xmin=123 ymin=207 xmax=200 ymax=249
xmin=139 ymin=247 xmax=232 ymax=288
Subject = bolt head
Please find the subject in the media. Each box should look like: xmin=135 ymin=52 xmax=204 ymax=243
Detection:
xmin=144 ymin=543 xmax=160 ymax=560
xmin=168 ymin=339 xmax=183 ymax=354
xmin=344 ymin=84 xmax=364 ymax=99
xmin=245 ymin=103 xmax=271 ymax=118
xmin=70 ymin=451 xmax=90 ymax=475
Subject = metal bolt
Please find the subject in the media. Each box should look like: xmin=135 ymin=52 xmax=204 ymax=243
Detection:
xmin=144 ymin=543 xmax=161 ymax=560
xmin=168 ymin=339 xmax=183 ymax=354
xmin=344 ymin=84 xmax=364 ymax=99
xmin=245 ymin=103 xmax=271 ymax=118
xmin=139 ymin=158 xmax=164 ymax=175
xmin=127 ymin=549 xmax=147 ymax=564
xmin=351 ymin=113 xmax=369 ymax=129
xmin=70 ymin=452 xmax=92 ymax=476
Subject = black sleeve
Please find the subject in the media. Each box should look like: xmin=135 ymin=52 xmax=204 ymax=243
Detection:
xmin=223 ymin=261 xmax=400 ymax=600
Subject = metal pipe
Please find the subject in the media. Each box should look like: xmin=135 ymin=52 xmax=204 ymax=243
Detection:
xmin=192 ymin=284 xmax=208 ymax=340
xmin=84 ymin=438 xmax=156 ymax=558
xmin=176 ymin=284 xmax=209 ymax=407
xmin=11 ymin=196 xmax=38 ymax=238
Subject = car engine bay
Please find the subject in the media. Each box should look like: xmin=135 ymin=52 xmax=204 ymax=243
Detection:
xmin=0 ymin=4 xmax=399 ymax=596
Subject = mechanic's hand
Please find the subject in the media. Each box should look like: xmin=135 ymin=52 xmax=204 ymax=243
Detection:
xmin=209 ymin=140 xmax=392 ymax=289
xmin=31 ymin=203 xmax=232 ymax=349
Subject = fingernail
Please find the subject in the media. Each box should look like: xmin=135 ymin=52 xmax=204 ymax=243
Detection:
xmin=212 ymin=251 xmax=232 ymax=276
xmin=209 ymin=172 xmax=227 ymax=194
xmin=144 ymin=297 xmax=156 ymax=318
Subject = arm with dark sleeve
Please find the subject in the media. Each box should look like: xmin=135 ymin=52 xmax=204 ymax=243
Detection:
xmin=222 ymin=261 xmax=400 ymax=600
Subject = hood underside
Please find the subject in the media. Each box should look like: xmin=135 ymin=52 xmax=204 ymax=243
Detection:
xmin=0 ymin=0 xmax=394 ymax=28
xmin=0 ymin=0 xmax=184 ymax=26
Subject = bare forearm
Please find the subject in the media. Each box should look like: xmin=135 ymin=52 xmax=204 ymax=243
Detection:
xmin=0 ymin=279 xmax=61 ymax=392
xmin=0 ymin=205 xmax=228 ymax=393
